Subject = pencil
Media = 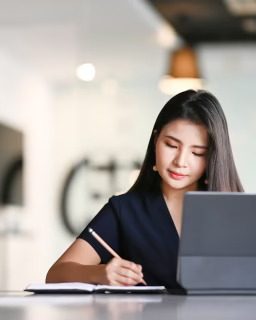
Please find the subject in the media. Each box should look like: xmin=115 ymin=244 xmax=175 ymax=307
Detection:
xmin=88 ymin=227 xmax=121 ymax=258
xmin=88 ymin=227 xmax=147 ymax=285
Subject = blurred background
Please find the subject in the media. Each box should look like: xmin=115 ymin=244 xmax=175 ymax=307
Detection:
xmin=0 ymin=0 xmax=256 ymax=290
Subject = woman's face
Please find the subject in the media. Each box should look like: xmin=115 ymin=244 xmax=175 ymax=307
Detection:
xmin=155 ymin=119 xmax=208 ymax=192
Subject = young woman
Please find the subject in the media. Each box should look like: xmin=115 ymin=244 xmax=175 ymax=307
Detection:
xmin=46 ymin=89 xmax=243 ymax=289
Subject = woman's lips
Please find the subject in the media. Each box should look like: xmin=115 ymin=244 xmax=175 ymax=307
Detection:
xmin=168 ymin=170 xmax=187 ymax=180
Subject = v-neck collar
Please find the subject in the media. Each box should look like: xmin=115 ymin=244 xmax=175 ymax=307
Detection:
xmin=159 ymin=192 xmax=180 ymax=239
xmin=152 ymin=191 xmax=180 ymax=240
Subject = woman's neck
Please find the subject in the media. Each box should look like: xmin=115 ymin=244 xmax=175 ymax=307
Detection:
xmin=161 ymin=181 xmax=198 ymax=203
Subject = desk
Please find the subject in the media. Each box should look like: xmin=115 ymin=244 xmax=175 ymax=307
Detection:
xmin=1 ymin=291 xmax=256 ymax=320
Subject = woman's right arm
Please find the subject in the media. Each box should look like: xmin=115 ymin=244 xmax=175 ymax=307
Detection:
xmin=45 ymin=238 xmax=144 ymax=285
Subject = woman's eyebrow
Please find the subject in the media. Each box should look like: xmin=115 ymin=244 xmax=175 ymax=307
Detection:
xmin=164 ymin=135 xmax=208 ymax=149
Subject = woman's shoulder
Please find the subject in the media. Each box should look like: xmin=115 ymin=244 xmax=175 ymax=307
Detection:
xmin=110 ymin=190 xmax=147 ymax=203
xmin=107 ymin=189 xmax=163 ymax=222
xmin=109 ymin=189 xmax=161 ymax=209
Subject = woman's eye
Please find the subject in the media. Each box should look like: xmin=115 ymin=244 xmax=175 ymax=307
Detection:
xmin=165 ymin=143 xmax=177 ymax=148
xmin=193 ymin=152 xmax=206 ymax=157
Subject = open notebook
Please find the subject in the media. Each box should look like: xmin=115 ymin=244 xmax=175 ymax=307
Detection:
xmin=25 ymin=282 xmax=166 ymax=294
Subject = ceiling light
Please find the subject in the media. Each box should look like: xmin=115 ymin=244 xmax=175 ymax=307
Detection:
xmin=159 ymin=46 xmax=203 ymax=96
xmin=159 ymin=76 xmax=202 ymax=96
xmin=76 ymin=63 xmax=95 ymax=81
xmin=170 ymin=46 xmax=200 ymax=78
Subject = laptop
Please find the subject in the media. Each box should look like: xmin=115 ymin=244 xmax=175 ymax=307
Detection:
xmin=176 ymin=192 xmax=256 ymax=295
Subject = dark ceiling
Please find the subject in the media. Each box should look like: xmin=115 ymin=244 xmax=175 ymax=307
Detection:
xmin=147 ymin=0 xmax=256 ymax=43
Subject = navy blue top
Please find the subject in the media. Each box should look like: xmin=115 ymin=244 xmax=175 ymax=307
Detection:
xmin=77 ymin=190 xmax=180 ymax=289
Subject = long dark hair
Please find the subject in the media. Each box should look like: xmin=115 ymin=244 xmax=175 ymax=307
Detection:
xmin=130 ymin=89 xmax=243 ymax=193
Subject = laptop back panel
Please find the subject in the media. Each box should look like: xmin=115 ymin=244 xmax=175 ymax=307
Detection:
xmin=177 ymin=192 xmax=256 ymax=293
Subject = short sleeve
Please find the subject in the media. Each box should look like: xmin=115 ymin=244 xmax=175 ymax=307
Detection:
xmin=77 ymin=197 xmax=120 ymax=263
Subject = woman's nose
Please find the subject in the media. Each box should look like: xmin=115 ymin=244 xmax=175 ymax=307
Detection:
xmin=173 ymin=150 xmax=188 ymax=167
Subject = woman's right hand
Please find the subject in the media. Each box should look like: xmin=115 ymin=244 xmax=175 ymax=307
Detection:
xmin=101 ymin=257 xmax=146 ymax=286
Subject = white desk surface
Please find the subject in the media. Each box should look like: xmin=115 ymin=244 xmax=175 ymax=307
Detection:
xmin=1 ymin=291 xmax=256 ymax=320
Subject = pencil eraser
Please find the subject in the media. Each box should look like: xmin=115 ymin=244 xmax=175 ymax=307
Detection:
xmin=88 ymin=228 xmax=93 ymax=233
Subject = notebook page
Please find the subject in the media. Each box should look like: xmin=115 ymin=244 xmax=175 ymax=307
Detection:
xmin=25 ymin=282 xmax=96 ymax=292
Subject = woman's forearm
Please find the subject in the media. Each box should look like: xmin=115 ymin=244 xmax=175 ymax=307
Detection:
xmin=45 ymin=262 xmax=105 ymax=284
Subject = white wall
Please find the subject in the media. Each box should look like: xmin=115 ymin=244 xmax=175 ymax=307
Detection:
xmin=0 ymin=52 xmax=55 ymax=289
